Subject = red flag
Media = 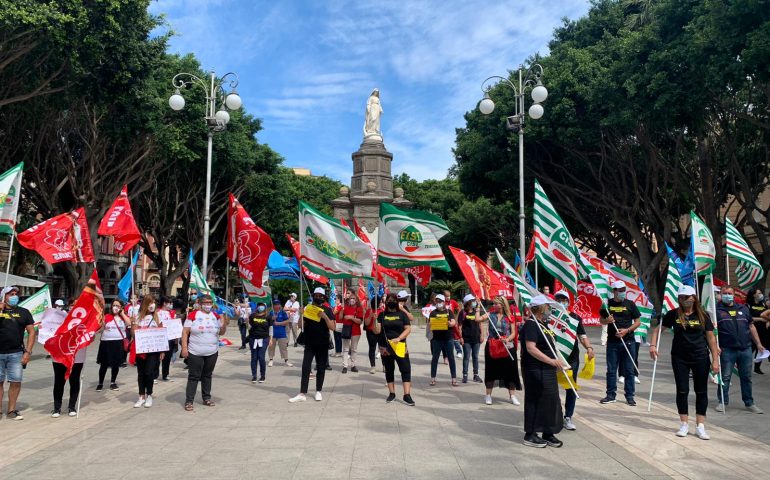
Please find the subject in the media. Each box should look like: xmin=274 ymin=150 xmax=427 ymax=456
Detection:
xmin=357 ymin=278 xmax=367 ymax=305
xmin=286 ymin=233 xmax=328 ymax=284
xmin=97 ymin=185 xmax=141 ymax=254
xmin=376 ymin=264 xmax=407 ymax=285
xmin=18 ymin=207 xmax=95 ymax=263
xmin=401 ymin=265 xmax=431 ymax=287
xmin=449 ymin=246 xmax=513 ymax=300
xmin=525 ymin=235 xmax=536 ymax=264
xmin=227 ymin=193 xmax=275 ymax=288
xmin=44 ymin=270 xmax=104 ymax=379
xmin=352 ymin=219 xmax=378 ymax=276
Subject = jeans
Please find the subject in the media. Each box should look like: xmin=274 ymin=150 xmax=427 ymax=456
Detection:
xmin=718 ymin=346 xmax=754 ymax=406
xmin=430 ymin=338 xmax=456 ymax=378
xmin=0 ymin=351 xmax=23 ymax=383
xmin=453 ymin=339 xmax=462 ymax=355
xmin=366 ymin=330 xmax=378 ymax=367
xmin=564 ymin=361 xmax=578 ymax=418
xmin=238 ymin=323 xmax=248 ymax=347
xmin=185 ymin=352 xmax=218 ymax=403
xmin=342 ymin=335 xmax=360 ymax=368
xmin=605 ymin=340 xmax=636 ymax=399
xmin=250 ymin=337 xmax=268 ymax=379
xmin=300 ymin=343 xmax=328 ymax=393
xmin=462 ymin=342 xmax=480 ymax=377
xmin=52 ymin=362 xmax=83 ymax=411
xmin=333 ymin=330 xmax=343 ymax=353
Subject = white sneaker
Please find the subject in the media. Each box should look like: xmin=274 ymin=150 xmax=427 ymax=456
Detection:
xmin=133 ymin=397 xmax=146 ymax=408
xmin=715 ymin=403 xmax=725 ymax=413
xmin=564 ymin=417 xmax=577 ymax=431
xmin=288 ymin=394 xmax=307 ymax=403
xmin=635 ymin=376 xmax=641 ymax=384
xmin=369 ymin=367 xmax=376 ymax=374
xmin=51 ymin=410 xmax=61 ymax=418
xmin=695 ymin=423 xmax=710 ymax=440
xmin=747 ymin=404 xmax=764 ymax=414
xmin=511 ymin=395 xmax=521 ymax=406
xmin=315 ymin=391 xmax=323 ymax=401
xmin=676 ymin=423 xmax=689 ymax=437
xmin=285 ymin=360 xmax=294 ymax=367
xmin=268 ymin=360 xmax=274 ymax=367
xmin=375 ymin=352 xmax=381 ymax=360
xmin=619 ymin=376 xmax=625 ymax=384
xmin=484 ymin=395 xmax=492 ymax=405
xmin=68 ymin=410 xmax=77 ymax=417
xmin=153 ymin=379 xmax=158 ymax=384
xmin=144 ymin=395 xmax=153 ymax=408
xmin=456 ymin=352 xmax=463 ymax=359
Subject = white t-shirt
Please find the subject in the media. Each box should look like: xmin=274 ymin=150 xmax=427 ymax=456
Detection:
xmin=184 ymin=310 xmax=222 ymax=356
xmin=102 ymin=314 xmax=127 ymax=341
xmin=136 ymin=315 xmax=160 ymax=329
xmin=238 ymin=304 xmax=251 ymax=319
xmin=284 ymin=300 xmax=300 ymax=324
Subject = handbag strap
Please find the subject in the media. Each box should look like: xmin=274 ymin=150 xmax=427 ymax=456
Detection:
xmin=112 ymin=314 xmax=127 ymax=340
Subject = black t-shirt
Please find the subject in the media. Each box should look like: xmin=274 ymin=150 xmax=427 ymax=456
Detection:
xmin=0 ymin=306 xmax=33 ymax=354
xmin=567 ymin=312 xmax=586 ymax=365
xmin=248 ymin=312 xmax=273 ymax=338
xmin=429 ymin=309 xmax=452 ymax=341
xmin=458 ymin=309 xmax=481 ymax=344
xmin=603 ymin=299 xmax=641 ymax=343
xmin=521 ymin=319 xmax=556 ymax=370
xmin=749 ymin=304 xmax=766 ymax=320
xmin=662 ymin=309 xmax=714 ymax=360
xmin=377 ymin=310 xmax=410 ymax=344
xmin=302 ymin=303 xmax=332 ymax=347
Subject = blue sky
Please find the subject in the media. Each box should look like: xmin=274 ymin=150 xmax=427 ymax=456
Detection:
xmin=149 ymin=0 xmax=591 ymax=182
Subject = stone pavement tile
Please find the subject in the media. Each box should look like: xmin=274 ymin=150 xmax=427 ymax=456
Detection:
xmin=350 ymin=463 xmax=408 ymax=480
xmin=403 ymin=460 xmax=465 ymax=480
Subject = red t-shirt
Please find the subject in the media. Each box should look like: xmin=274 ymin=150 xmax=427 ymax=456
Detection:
xmin=340 ymin=305 xmax=364 ymax=336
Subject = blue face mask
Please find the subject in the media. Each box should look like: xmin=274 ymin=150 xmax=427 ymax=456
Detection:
xmin=257 ymin=305 xmax=266 ymax=313
xmin=721 ymin=294 xmax=734 ymax=305
xmin=617 ymin=292 xmax=626 ymax=301
xmin=8 ymin=295 xmax=19 ymax=307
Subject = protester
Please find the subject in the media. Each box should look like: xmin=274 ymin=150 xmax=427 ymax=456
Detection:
xmin=123 ymin=294 xmax=141 ymax=367
xmin=289 ymin=287 xmax=336 ymax=403
xmin=338 ymin=291 xmax=363 ymax=374
xmin=715 ymin=286 xmax=765 ymax=414
xmin=428 ymin=293 xmax=458 ymax=386
xmin=248 ymin=301 xmax=271 ymax=383
xmin=553 ymin=290 xmax=593 ymax=430
xmin=131 ymin=295 xmax=165 ymax=408
xmin=458 ymin=294 xmax=486 ymax=383
xmin=181 ymin=294 xmax=226 ymax=411
xmin=268 ymin=299 xmax=293 ymax=367
xmin=363 ymin=297 xmax=381 ymax=374
xmin=650 ymin=285 xmax=719 ymax=439
xmin=522 ymin=295 xmax=567 ymax=448
xmin=96 ymin=300 xmax=130 ymax=391
xmin=443 ymin=290 xmax=463 ymax=358
xmin=746 ymin=288 xmax=768 ymax=374
xmin=483 ymin=296 xmax=521 ymax=405
xmin=284 ymin=292 xmax=301 ymax=347
xmin=236 ymin=296 xmax=251 ymax=350
xmin=599 ymin=281 xmax=641 ymax=406
xmin=375 ymin=292 xmax=415 ymax=405
xmin=0 ymin=286 xmax=35 ymax=420
xmin=158 ymin=296 xmax=178 ymax=381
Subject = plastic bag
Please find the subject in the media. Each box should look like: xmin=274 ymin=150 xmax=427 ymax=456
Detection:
xmin=389 ymin=340 xmax=406 ymax=358
xmin=557 ymin=370 xmax=579 ymax=390
xmin=579 ymin=353 xmax=595 ymax=380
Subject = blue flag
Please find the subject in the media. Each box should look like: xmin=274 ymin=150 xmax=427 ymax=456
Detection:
xmin=118 ymin=250 xmax=140 ymax=302
xmin=377 ymin=283 xmax=385 ymax=298
xmin=513 ymin=252 xmax=536 ymax=287
xmin=329 ymin=281 xmax=337 ymax=308
xmin=666 ymin=243 xmax=695 ymax=288
xmin=214 ymin=296 xmax=235 ymax=317
xmin=368 ymin=281 xmax=375 ymax=299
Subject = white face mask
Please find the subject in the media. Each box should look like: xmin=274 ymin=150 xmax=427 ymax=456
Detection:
xmin=436 ymin=302 xmax=445 ymax=309
xmin=202 ymin=305 xmax=213 ymax=313
xmin=112 ymin=306 xmax=120 ymax=314
xmin=164 ymin=303 xmax=173 ymax=310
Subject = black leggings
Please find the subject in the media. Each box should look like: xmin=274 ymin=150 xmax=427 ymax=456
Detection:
xmin=382 ymin=353 xmax=411 ymax=383
xmin=98 ymin=364 xmax=120 ymax=385
xmin=366 ymin=330 xmax=378 ymax=367
xmin=671 ymin=355 xmax=709 ymax=416
xmin=301 ymin=343 xmax=328 ymax=394
xmin=136 ymin=353 xmax=160 ymax=396
xmin=53 ymin=362 xmax=83 ymax=411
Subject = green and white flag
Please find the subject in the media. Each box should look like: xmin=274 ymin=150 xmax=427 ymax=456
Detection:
xmin=700 ymin=273 xmax=718 ymax=326
xmin=661 ymin=250 xmax=683 ymax=315
xmin=243 ymin=279 xmax=271 ymax=304
xmin=496 ymin=248 xmax=579 ymax=359
xmin=690 ymin=211 xmax=716 ymax=276
xmin=533 ymin=180 xmax=579 ymax=294
xmin=19 ymin=284 xmax=51 ymax=323
xmin=725 ymin=218 xmax=763 ymax=289
xmin=377 ymin=202 xmax=450 ymax=271
xmin=0 ymin=162 xmax=23 ymax=235
xmin=578 ymin=251 xmax=610 ymax=307
xmin=188 ymin=250 xmax=211 ymax=294
xmin=299 ymin=201 xmax=373 ymax=279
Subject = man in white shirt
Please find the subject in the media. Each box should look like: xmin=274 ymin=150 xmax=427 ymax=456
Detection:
xmin=284 ymin=293 xmax=301 ymax=347
xmin=236 ymin=297 xmax=251 ymax=350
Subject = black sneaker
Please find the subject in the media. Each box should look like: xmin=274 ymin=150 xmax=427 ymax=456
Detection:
xmin=600 ymin=396 xmax=616 ymax=404
xmin=258 ymin=377 xmax=265 ymax=383
xmin=351 ymin=366 xmax=358 ymax=373
xmin=326 ymin=365 xmax=332 ymax=371
xmin=523 ymin=433 xmax=547 ymax=448
xmin=96 ymin=384 xmax=103 ymax=392
xmin=473 ymin=375 xmax=483 ymax=383
xmin=239 ymin=345 xmax=246 ymax=350
xmin=626 ymin=398 xmax=637 ymax=407
xmin=542 ymin=434 xmax=563 ymax=448
xmin=462 ymin=375 xmax=468 ymax=384
xmin=342 ymin=367 xmax=347 ymax=374
xmin=403 ymin=394 xmax=415 ymax=406
xmin=109 ymin=383 xmax=119 ymax=391
xmin=755 ymin=365 xmax=764 ymax=375
xmin=251 ymin=376 xmax=258 ymax=383
xmin=386 ymin=393 xmax=396 ymax=403
xmin=120 ymin=363 xmax=127 ymax=368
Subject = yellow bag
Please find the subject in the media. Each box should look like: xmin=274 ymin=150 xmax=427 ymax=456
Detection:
xmin=557 ymin=370 xmax=579 ymax=390
xmin=389 ymin=340 xmax=406 ymax=358
xmin=579 ymin=354 xmax=595 ymax=380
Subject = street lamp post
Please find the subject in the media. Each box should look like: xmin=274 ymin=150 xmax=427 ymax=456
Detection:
xmin=478 ymin=64 xmax=547 ymax=270
xmin=169 ymin=71 xmax=242 ymax=277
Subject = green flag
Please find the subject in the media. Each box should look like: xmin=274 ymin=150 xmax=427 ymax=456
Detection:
xmin=377 ymin=202 xmax=450 ymax=271
xmin=19 ymin=284 xmax=51 ymax=323
xmin=533 ymin=180 xmax=579 ymax=294
xmin=0 ymin=162 xmax=23 ymax=235
xmin=690 ymin=211 xmax=716 ymax=276
xmin=725 ymin=218 xmax=763 ymax=289
xmin=662 ymin=248 xmax=683 ymax=315
xmin=188 ymin=250 xmax=211 ymax=294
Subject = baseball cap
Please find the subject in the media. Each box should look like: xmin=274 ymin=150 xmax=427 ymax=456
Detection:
xmin=54 ymin=299 xmax=65 ymax=306
xmin=462 ymin=294 xmax=475 ymax=304
xmin=272 ymin=299 xmax=282 ymax=305
xmin=397 ymin=290 xmax=409 ymax=299
xmin=1 ymin=286 xmax=18 ymax=297
xmin=677 ymin=285 xmax=697 ymax=297
xmin=554 ymin=290 xmax=570 ymax=300
xmin=434 ymin=294 xmax=446 ymax=302
xmin=313 ymin=287 xmax=326 ymax=296
xmin=610 ymin=280 xmax=626 ymax=290
xmin=290 ymin=292 xmax=297 ymax=298
xmin=529 ymin=294 xmax=550 ymax=307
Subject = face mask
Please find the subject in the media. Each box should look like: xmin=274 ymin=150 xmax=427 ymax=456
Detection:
xmin=313 ymin=296 xmax=324 ymax=305
xmin=348 ymin=299 xmax=356 ymax=305
xmin=436 ymin=302 xmax=445 ymax=309
xmin=559 ymin=301 xmax=569 ymax=309
xmin=680 ymin=298 xmax=695 ymax=309
xmin=386 ymin=301 xmax=398 ymax=309
xmin=164 ymin=303 xmax=173 ymax=310
xmin=8 ymin=295 xmax=19 ymax=307
xmin=721 ymin=294 xmax=734 ymax=304
xmin=757 ymin=294 xmax=765 ymax=302
xmin=202 ymin=305 xmax=213 ymax=313
xmin=257 ymin=305 xmax=266 ymax=313
xmin=470 ymin=302 xmax=477 ymax=309
xmin=112 ymin=306 xmax=120 ymax=314
xmin=148 ymin=304 xmax=156 ymax=312
xmin=616 ymin=292 xmax=626 ymax=301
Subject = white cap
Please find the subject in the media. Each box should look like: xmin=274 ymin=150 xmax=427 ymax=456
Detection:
xmin=529 ymin=294 xmax=550 ymax=307
xmin=54 ymin=299 xmax=65 ymax=306
xmin=610 ymin=280 xmax=626 ymax=290
xmin=462 ymin=294 xmax=475 ymax=304
xmin=397 ymin=290 xmax=410 ymax=299
xmin=290 ymin=292 xmax=297 ymax=298
xmin=677 ymin=285 xmax=697 ymax=297
xmin=1 ymin=286 xmax=18 ymax=297
xmin=313 ymin=287 xmax=326 ymax=296
xmin=434 ymin=294 xmax=446 ymax=302
xmin=554 ymin=290 xmax=570 ymax=300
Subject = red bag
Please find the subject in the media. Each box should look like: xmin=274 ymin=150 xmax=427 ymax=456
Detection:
xmin=488 ymin=338 xmax=509 ymax=359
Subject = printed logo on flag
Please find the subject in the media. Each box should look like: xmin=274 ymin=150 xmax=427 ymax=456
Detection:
xmin=550 ymin=227 xmax=577 ymax=264
xmin=399 ymin=226 xmax=423 ymax=253
xmin=237 ymin=230 xmax=259 ymax=265
xmin=44 ymin=229 xmax=71 ymax=252
xmin=0 ymin=184 xmax=17 ymax=206
xmin=304 ymin=226 xmax=363 ymax=267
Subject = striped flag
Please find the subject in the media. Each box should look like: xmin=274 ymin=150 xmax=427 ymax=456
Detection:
xmin=662 ymin=246 xmax=683 ymax=315
xmin=377 ymin=203 xmax=450 ymax=271
xmin=533 ymin=180 xmax=579 ymax=294
xmin=578 ymin=252 xmax=610 ymax=306
xmin=725 ymin=218 xmax=763 ymax=289
xmin=0 ymin=162 xmax=23 ymax=235
xmin=690 ymin=211 xmax=716 ymax=275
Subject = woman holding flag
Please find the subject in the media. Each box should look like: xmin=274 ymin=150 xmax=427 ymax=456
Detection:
xmin=649 ymin=285 xmax=719 ymax=440
xmin=483 ymin=296 xmax=521 ymax=405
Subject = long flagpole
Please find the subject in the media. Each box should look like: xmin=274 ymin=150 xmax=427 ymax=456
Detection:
xmin=707 ymin=272 xmax=726 ymax=414
xmin=534 ymin=259 xmax=539 ymax=289
xmin=647 ymin=319 xmax=663 ymax=412
xmin=725 ymin=253 xmax=731 ymax=285
xmin=532 ymin=316 xmax=579 ymax=395
xmin=225 ymin=258 xmax=230 ymax=302
xmin=2 ymin=232 xmax=16 ymax=291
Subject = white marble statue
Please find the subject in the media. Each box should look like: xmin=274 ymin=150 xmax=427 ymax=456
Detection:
xmin=364 ymin=88 xmax=382 ymax=140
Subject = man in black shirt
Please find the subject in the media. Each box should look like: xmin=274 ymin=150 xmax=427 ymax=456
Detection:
xmin=599 ymin=281 xmax=641 ymax=406
xmin=0 ymin=286 xmax=35 ymax=420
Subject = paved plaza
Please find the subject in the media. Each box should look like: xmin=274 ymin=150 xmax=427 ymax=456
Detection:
xmin=1 ymin=327 xmax=770 ymax=480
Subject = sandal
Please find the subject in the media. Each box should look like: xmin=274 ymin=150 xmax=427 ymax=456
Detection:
xmin=203 ymin=399 xmax=216 ymax=407
xmin=451 ymin=379 xmax=459 ymax=387
xmin=429 ymin=379 xmax=436 ymax=386
xmin=184 ymin=403 xmax=194 ymax=411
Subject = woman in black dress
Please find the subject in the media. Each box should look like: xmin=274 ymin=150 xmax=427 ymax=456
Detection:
xmin=483 ymin=296 xmax=521 ymax=405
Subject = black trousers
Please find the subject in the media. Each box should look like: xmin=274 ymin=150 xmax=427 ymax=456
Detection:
xmin=523 ymin=366 xmax=562 ymax=435
xmin=98 ymin=364 xmax=120 ymax=385
xmin=52 ymin=362 xmax=83 ymax=411
xmin=185 ymin=352 xmax=218 ymax=403
xmin=162 ymin=339 xmax=178 ymax=379
xmin=300 ymin=343 xmax=328 ymax=394
xmin=382 ymin=353 xmax=411 ymax=383
xmin=366 ymin=330 xmax=378 ymax=367
xmin=671 ymin=354 xmax=709 ymax=416
xmin=136 ymin=353 xmax=160 ymax=395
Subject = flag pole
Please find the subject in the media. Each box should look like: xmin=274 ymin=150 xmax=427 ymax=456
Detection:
xmin=2 ymin=231 xmax=16 ymax=291
xmin=532 ymin=315 xmax=580 ymax=395
xmin=534 ymin=259 xmax=539 ymax=289
xmin=647 ymin=319 xmax=663 ymax=412
xmin=725 ymin=253 xmax=731 ymax=285
xmin=707 ymin=272 xmax=726 ymax=414
xmin=612 ymin=321 xmax=641 ymax=376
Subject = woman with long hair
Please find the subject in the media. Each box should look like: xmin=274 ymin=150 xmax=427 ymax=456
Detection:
xmin=338 ymin=291 xmax=363 ymax=374
xmin=746 ymin=287 xmax=768 ymax=374
xmin=131 ymin=295 xmax=165 ymax=408
xmin=96 ymin=300 xmax=130 ymax=392
xmin=483 ymin=296 xmax=521 ymax=405
xmin=649 ymin=285 xmax=720 ymax=439
xmin=289 ymin=288 xmax=336 ymax=403
xmin=363 ymin=297 xmax=381 ymax=374
xmin=374 ymin=292 xmax=414 ymax=405
xmin=458 ymin=294 xmax=487 ymax=383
